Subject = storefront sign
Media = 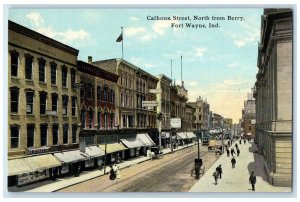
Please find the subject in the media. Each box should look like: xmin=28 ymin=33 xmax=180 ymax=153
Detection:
xmin=171 ymin=118 xmax=181 ymax=128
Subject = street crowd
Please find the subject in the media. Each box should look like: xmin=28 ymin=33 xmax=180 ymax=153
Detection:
xmin=212 ymin=137 xmax=257 ymax=191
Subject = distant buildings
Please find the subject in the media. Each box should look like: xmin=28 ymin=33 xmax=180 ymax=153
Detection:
xmin=241 ymin=87 xmax=256 ymax=139
xmin=255 ymin=8 xmax=292 ymax=187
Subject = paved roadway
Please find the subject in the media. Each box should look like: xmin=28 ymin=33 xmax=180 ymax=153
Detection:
xmin=58 ymin=144 xmax=219 ymax=192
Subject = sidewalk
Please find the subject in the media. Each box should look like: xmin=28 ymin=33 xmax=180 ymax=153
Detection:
xmin=189 ymin=140 xmax=291 ymax=192
xmin=17 ymin=143 xmax=196 ymax=192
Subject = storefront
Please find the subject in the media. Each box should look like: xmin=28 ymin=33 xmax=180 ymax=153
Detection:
xmin=186 ymin=132 xmax=197 ymax=144
xmin=120 ymin=137 xmax=145 ymax=159
xmin=98 ymin=143 xmax=127 ymax=164
xmin=8 ymin=154 xmax=62 ymax=186
xmin=176 ymin=132 xmax=188 ymax=146
xmin=161 ymin=132 xmax=171 ymax=148
xmin=136 ymin=133 xmax=156 ymax=155
xmin=83 ymin=146 xmax=105 ymax=169
xmin=54 ymin=150 xmax=88 ymax=176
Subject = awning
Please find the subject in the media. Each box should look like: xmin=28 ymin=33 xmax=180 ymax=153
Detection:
xmin=85 ymin=146 xmax=105 ymax=158
xmin=137 ymin=133 xmax=155 ymax=147
xmin=54 ymin=150 xmax=88 ymax=164
xmin=8 ymin=154 xmax=62 ymax=176
xmin=8 ymin=158 xmax=32 ymax=176
xmin=161 ymin=132 xmax=170 ymax=138
xmin=120 ymin=138 xmax=145 ymax=148
xmin=186 ymin=132 xmax=196 ymax=139
xmin=177 ymin=132 xmax=188 ymax=139
xmin=98 ymin=143 xmax=127 ymax=154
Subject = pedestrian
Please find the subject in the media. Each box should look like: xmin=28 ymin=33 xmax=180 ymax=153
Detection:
xmin=109 ymin=165 xmax=116 ymax=180
xmin=98 ymin=159 xmax=103 ymax=171
xmin=237 ymin=147 xmax=240 ymax=157
xmin=235 ymin=143 xmax=238 ymax=149
xmin=216 ymin=164 xmax=222 ymax=179
xmin=249 ymin=171 xmax=257 ymax=191
xmin=230 ymin=148 xmax=236 ymax=156
xmin=226 ymin=147 xmax=230 ymax=157
xmin=239 ymin=139 xmax=242 ymax=144
xmin=230 ymin=139 xmax=233 ymax=145
xmin=244 ymin=139 xmax=246 ymax=144
xmin=228 ymin=140 xmax=231 ymax=147
xmin=212 ymin=169 xmax=219 ymax=185
xmin=231 ymin=157 xmax=236 ymax=168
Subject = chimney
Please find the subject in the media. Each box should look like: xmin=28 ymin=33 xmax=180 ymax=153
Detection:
xmin=88 ymin=56 xmax=92 ymax=64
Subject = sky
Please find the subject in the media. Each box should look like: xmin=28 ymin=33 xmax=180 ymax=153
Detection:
xmin=8 ymin=8 xmax=263 ymax=123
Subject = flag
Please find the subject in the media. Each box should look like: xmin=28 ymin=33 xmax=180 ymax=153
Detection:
xmin=116 ymin=33 xmax=123 ymax=42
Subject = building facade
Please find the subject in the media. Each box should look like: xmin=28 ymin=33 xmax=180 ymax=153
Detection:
xmin=255 ymin=9 xmax=293 ymax=186
xmin=255 ymin=9 xmax=292 ymax=187
xmin=241 ymin=88 xmax=256 ymax=138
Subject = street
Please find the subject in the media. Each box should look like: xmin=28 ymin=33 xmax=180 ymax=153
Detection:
xmin=58 ymin=144 xmax=219 ymax=192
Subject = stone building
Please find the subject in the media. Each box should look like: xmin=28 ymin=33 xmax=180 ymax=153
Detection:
xmin=211 ymin=113 xmax=223 ymax=130
xmin=255 ymin=8 xmax=292 ymax=187
xmin=8 ymin=20 xmax=80 ymax=185
xmin=241 ymin=88 xmax=256 ymax=138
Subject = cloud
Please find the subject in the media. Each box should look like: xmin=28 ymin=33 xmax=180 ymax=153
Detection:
xmin=186 ymin=80 xmax=199 ymax=87
xmin=227 ymin=62 xmax=239 ymax=68
xmin=124 ymin=27 xmax=146 ymax=37
xmin=144 ymin=64 xmax=155 ymax=68
xmin=25 ymin=11 xmax=90 ymax=46
xmin=130 ymin=16 xmax=139 ymax=21
xmin=26 ymin=12 xmax=44 ymax=26
xmin=195 ymin=47 xmax=207 ymax=58
xmin=233 ymin=29 xmax=260 ymax=47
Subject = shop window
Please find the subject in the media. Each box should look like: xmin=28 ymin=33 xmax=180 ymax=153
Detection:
xmin=40 ymin=92 xmax=47 ymax=115
xmin=50 ymin=63 xmax=57 ymax=85
xmin=25 ymin=54 xmax=33 ymax=80
xmin=10 ymin=51 xmax=19 ymax=77
xmin=26 ymin=91 xmax=34 ymax=115
xmin=10 ymin=87 xmax=19 ymax=113
xmin=52 ymin=124 xmax=59 ymax=145
xmin=40 ymin=124 xmax=48 ymax=147
xmin=27 ymin=124 xmax=35 ymax=148
xmin=38 ymin=59 xmax=46 ymax=82
xmin=61 ymin=66 xmax=68 ymax=87
xmin=10 ymin=125 xmax=19 ymax=148
xmin=63 ymin=124 xmax=69 ymax=144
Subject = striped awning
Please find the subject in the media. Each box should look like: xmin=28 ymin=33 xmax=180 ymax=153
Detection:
xmin=54 ymin=150 xmax=88 ymax=164
xmin=177 ymin=132 xmax=188 ymax=139
xmin=120 ymin=138 xmax=145 ymax=149
xmin=98 ymin=143 xmax=127 ymax=154
xmin=8 ymin=154 xmax=62 ymax=176
xmin=186 ymin=132 xmax=196 ymax=139
xmin=137 ymin=133 xmax=155 ymax=147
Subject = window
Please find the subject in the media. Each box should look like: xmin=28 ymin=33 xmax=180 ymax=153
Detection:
xmin=71 ymin=69 xmax=76 ymax=87
xmin=10 ymin=125 xmax=19 ymax=148
xmin=52 ymin=124 xmax=59 ymax=145
xmin=110 ymin=114 xmax=114 ymax=129
xmin=10 ymin=51 xmax=19 ymax=77
xmin=249 ymin=126 xmax=251 ymax=131
xmin=62 ymin=95 xmax=68 ymax=115
xmin=63 ymin=124 xmax=69 ymax=144
xmin=72 ymin=96 xmax=76 ymax=116
xmin=62 ymin=66 xmax=67 ymax=87
xmin=104 ymin=87 xmax=108 ymax=102
xmin=97 ymin=86 xmax=101 ymax=101
xmin=40 ymin=124 xmax=48 ymax=147
xmin=81 ymin=111 xmax=85 ymax=128
xmin=26 ymin=91 xmax=34 ymax=115
xmin=52 ymin=93 xmax=58 ymax=112
xmin=51 ymin=63 xmax=57 ymax=85
xmin=27 ymin=124 xmax=35 ymax=148
xmin=104 ymin=113 xmax=108 ymax=129
xmin=86 ymin=84 xmax=93 ymax=99
xmin=110 ymin=89 xmax=115 ymax=103
xmin=72 ymin=124 xmax=77 ymax=143
xmin=40 ymin=92 xmax=47 ymax=115
xmin=39 ymin=59 xmax=46 ymax=82
xmin=88 ymin=111 xmax=93 ymax=128
xmin=97 ymin=111 xmax=101 ymax=129
xmin=25 ymin=55 xmax=33 ymax=80
xmin=10 ymin=87 xmax=19 ymax=113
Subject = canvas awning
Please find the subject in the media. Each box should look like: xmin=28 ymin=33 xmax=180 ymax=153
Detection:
xmin=98 ymin=143 xmax=127 ymax=154
xmin=186 ymin=132 xmax=196 ymax=139
xmin=120 ymin=138 xmax=145 ymax=149
xmin=137 ymin=133 xmax=155 ymax=147
xmin=177 ymin=132 xmax=188 ymax=139
xmin=54 ymin=150 xmax=88 ymax=164
xmin=8 ymin=154 xmax=62 ymax=176
xmin=85 ymin=146 xmax=105 ymax=158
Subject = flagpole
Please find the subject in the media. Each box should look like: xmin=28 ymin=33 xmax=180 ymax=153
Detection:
xmin=121 ymin=27 xmax=124 ymax=59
